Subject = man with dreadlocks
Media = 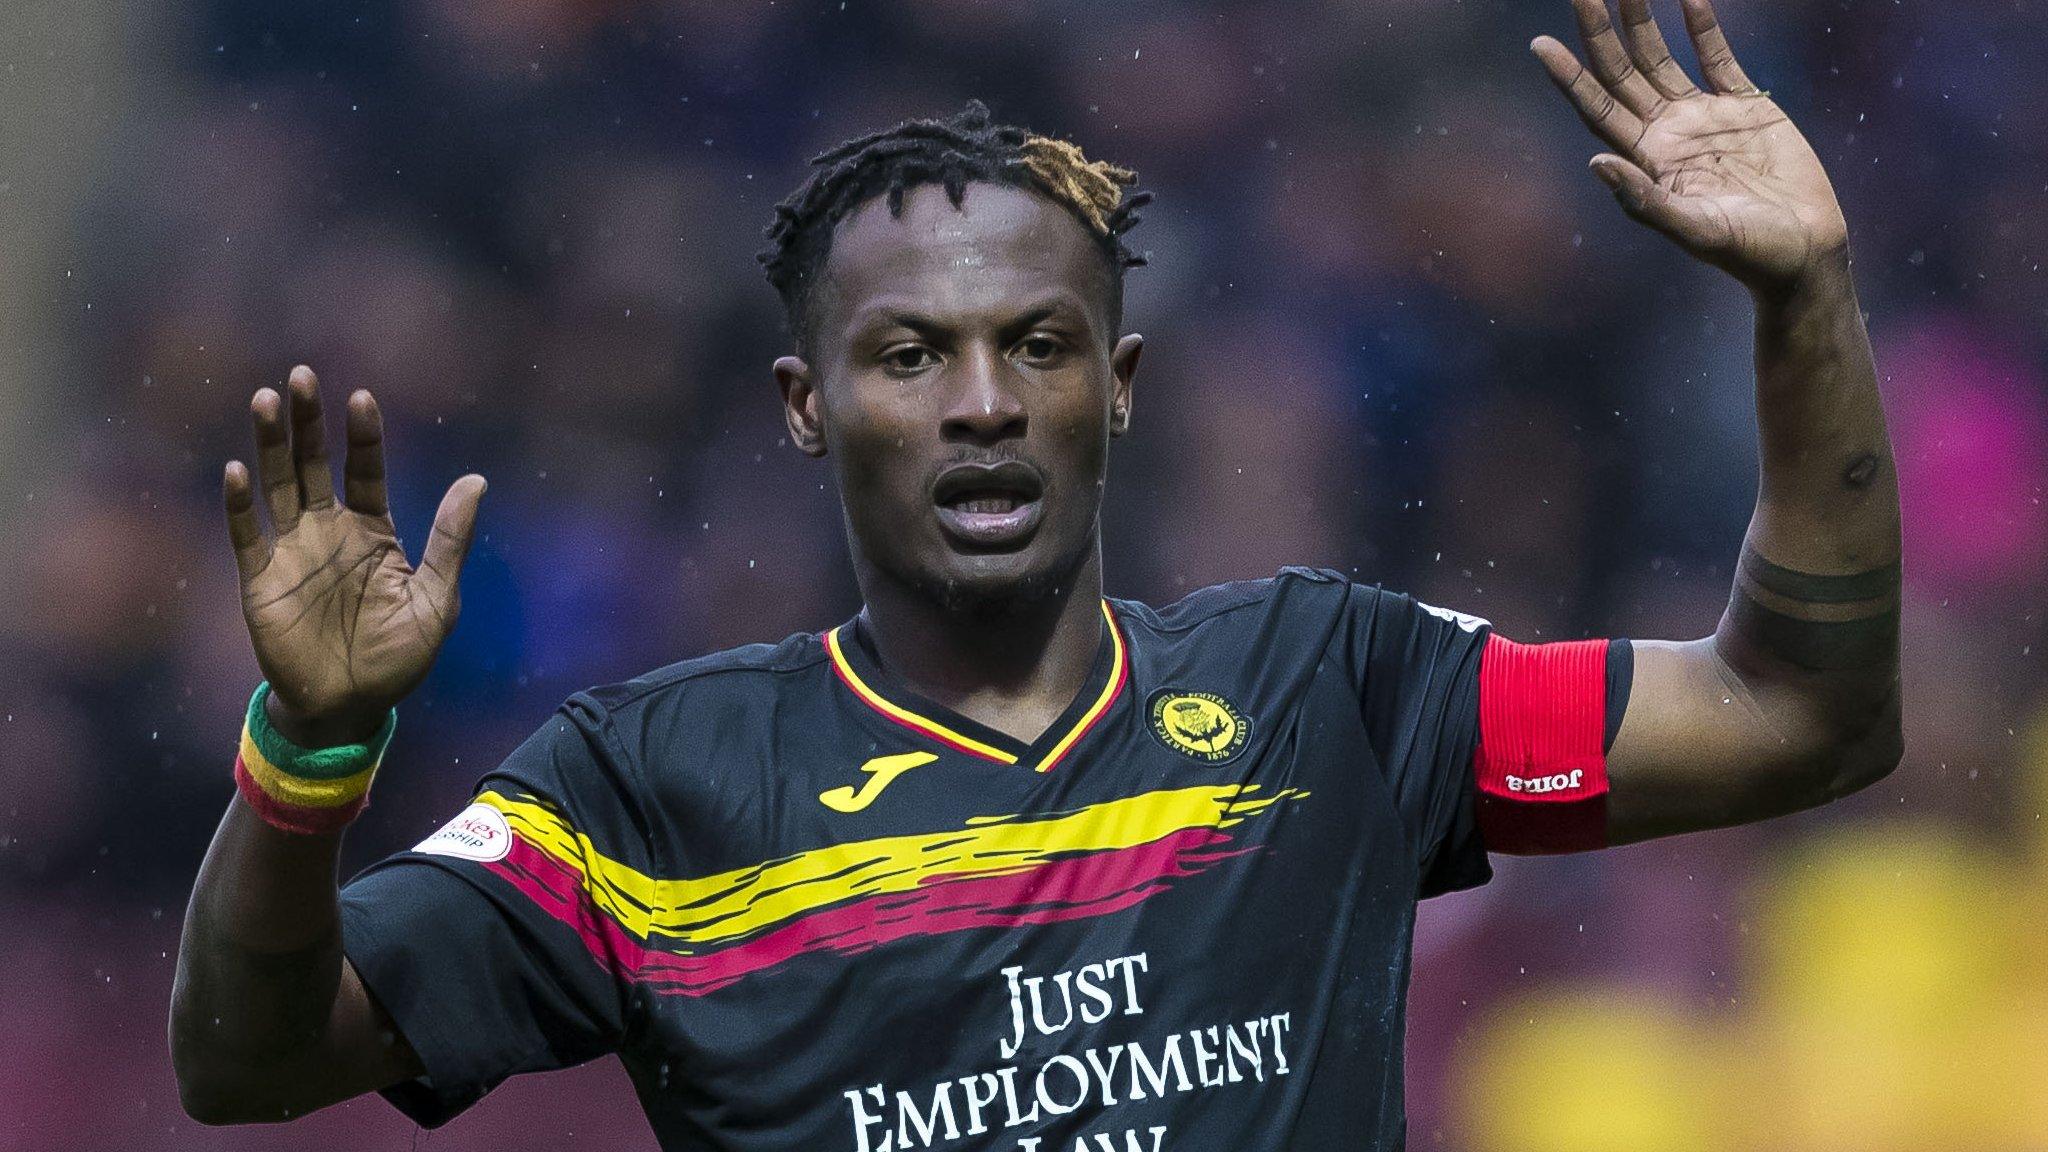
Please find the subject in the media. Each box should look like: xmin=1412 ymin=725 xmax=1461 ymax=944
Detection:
xmin=174 ymin=2 xmax=1903 ymax=1148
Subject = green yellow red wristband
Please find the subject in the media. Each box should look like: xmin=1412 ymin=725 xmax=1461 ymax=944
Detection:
xmin=231 ymin=683 xmax=396 ymax=835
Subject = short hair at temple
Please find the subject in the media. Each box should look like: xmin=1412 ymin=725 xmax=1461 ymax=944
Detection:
xmin=758 ymin=100 xmax=1150 ymax=349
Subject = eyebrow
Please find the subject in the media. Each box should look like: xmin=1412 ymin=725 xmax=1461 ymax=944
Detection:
xmin=843 ymin=295 xmax=1095 ymax=341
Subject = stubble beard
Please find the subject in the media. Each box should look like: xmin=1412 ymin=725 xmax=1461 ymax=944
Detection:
xmin=857 ymin=514 xmax=1100 ymax=620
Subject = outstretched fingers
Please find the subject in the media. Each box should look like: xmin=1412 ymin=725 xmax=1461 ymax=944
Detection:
xmin=287 ymin=366 xmax=337 ymax=512
xmin=1569 ymin=0 xmax=1666 ymax=117
xmin=222 ymin=460 xmax=271 ymax=582
xmin=1617 ymin=0 xmax=1701 ymax=99
xmin=1532 ymin=34 xmax=1647 ymax=158
xmin=1680 ymin=0 xmax=1758 ymax=94
xmin=344 ymin=390 xmax=390 ymax=518
xmin=416 ymin=474 xmax=487 ymax=626
xmin=250 ymin=387 xmax=299 ymax=533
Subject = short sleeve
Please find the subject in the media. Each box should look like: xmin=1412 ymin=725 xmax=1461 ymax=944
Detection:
xmin=339 ymin=694 xmax=645 ymax=1127
xmin=1334 ymin=582 xmax=1492 ymax=898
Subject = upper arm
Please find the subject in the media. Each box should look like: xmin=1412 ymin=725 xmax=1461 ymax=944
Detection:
xmin=1474 ymin=631 xmax=1898 ymax=855
xmin=310 ymin=957 xmax=428 ymax=1104
xmin=335 ymin=698 xmax=644 ymax=1127
xmin=179 ymin=956 xmax=423 ymax=1125
xmin=1602 ymin=636 xmax=1901 ymax=845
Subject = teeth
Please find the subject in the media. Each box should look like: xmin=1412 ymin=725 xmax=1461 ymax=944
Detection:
xmin=957 ymin=495 xmax=1019 ymax=515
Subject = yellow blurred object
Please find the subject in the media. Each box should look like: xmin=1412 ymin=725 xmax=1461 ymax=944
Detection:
xmin=1753 ymin=826 xmax=2015 ymax=1033
xmin=1456 ymin=818 xmax=2048 ymax=1152
xmin=1746 ymin=825 xmax=2045 ymax=1149
xmin=1456 ymin=990 xmax=1728 ymax=1152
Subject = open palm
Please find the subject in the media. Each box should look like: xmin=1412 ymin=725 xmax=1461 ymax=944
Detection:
xmin=225 ymin=366 xmax=485 ymax=723
xmin=1534 ymin=0 xmax=1849 ymax=288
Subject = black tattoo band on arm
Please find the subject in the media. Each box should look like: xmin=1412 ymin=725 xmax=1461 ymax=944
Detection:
xmin=1728 ymin=589 xmax=1900 ymax=671
xmin=1739 ymin=544 xmax=1902 ymax=604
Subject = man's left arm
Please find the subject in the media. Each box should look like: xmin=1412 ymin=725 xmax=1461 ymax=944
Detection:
xmin=1522 ymin=0 xmax=1901 ymax=848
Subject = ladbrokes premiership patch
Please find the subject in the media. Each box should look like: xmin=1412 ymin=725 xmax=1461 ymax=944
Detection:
xmin=414 ymin=801 xmax=513 ymax=863
xmin=1147 ymin=688 xmax=1250 ymax=763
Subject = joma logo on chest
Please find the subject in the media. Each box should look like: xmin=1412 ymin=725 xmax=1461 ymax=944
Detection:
xmin=818 ymin=751 xmax=940 ymax=813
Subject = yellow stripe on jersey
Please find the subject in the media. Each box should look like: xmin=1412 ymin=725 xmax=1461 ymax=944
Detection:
xmin=477 ymin=782 xmax=1306 ymax=948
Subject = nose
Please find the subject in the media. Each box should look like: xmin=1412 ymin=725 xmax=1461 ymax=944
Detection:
xmin=939 ymin=345 xmax=1028 ymax=445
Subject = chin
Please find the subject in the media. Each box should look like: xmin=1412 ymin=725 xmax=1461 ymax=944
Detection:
xmin=909 ymin=546 xmax=1080 ymax=616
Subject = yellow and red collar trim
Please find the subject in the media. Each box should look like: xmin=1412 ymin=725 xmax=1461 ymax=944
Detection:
xmin=825 ymin=600 xmax=1128 ymax=773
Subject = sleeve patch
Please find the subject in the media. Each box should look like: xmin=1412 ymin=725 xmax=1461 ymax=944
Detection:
xmin=1473 ymin=634 xmax=1611 ymax=854
xmin=1415 ymin=599 xmax=1491 ymax=633
xmin=413 ymin=802 xmax=514 ymax=863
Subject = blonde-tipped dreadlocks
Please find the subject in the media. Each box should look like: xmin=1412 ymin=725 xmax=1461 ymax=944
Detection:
xmin=1015 ymin=134 xmax=1137 ymax=235
xmin=759 ymin=100 xmax=1150 ymax=346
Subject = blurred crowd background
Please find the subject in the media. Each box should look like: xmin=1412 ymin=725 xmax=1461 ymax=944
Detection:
xmin=2 ymin=0 xmax=2044 ymax=1148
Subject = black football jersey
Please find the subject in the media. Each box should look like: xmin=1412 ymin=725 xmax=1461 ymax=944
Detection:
xmin=340 ymin=567 xmax=1495 ymax=1150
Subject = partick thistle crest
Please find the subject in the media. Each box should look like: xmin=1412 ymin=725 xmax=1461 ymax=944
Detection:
xmin=1146 ymin=689 xmax=1250 ymax=763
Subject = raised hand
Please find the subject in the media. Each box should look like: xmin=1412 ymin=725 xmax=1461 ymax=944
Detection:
xmin=1533 ymin=0 xmax=1848 ymax=290
xmin=224 ymin=366 xmax=485 ymax=736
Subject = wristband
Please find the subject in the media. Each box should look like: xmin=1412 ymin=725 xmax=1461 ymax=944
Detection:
xmin=231 ymin=683 xmax=396 ymax=835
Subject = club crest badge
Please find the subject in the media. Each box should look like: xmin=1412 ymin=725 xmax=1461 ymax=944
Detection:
xmin=1146 ymin=689 xmax=1250 ymax=763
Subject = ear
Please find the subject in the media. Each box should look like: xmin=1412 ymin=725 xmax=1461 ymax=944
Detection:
xmin=775 ymin=356 xmax=828 ymax=457
xmin=1108 ymin=334 xmax=1143 ymax=438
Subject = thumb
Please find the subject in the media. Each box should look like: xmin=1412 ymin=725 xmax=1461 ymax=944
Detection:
xmin=417 ymin=473 xmax=486 ymax=616
xmin=1589 ymin=154 xmax=1717 ymax=250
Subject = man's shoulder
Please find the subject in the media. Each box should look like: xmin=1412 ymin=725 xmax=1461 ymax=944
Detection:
xmin=574 ymin=629 xmax=832 ymax=718
xmin=1118 ymin=565 xmax=1363 ymax=634
xmin=1118 ymin=567 xmax=1490 ymax=665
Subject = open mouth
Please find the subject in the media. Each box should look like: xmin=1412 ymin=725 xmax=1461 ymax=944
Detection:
xmin=932 ymin=461 xmax=1047 ymax=550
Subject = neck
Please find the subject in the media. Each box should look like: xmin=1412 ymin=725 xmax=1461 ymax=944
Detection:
xmin=853 ymin=545 xmax=1107 ymax=740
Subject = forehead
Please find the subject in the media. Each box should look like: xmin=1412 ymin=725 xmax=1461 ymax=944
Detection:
xmin=815 ymin=181 xmax=1111 ymax=336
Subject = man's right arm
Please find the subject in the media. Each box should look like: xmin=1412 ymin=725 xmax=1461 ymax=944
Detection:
xmin=171 ymin=366 xmax=484 ymax=1123
xmin=171 ymin=789 xmax=419 ymax=1123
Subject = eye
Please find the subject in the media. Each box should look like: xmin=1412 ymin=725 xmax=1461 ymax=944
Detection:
xmin=881 ymin=344 xmax=938 ymax=376
xmin=1013 ymin=334 xmax=1064 ymax=364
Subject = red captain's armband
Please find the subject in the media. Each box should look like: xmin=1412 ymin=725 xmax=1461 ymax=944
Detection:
xmin=1473 ymin=634 xmax=1612 ymax=854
